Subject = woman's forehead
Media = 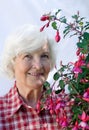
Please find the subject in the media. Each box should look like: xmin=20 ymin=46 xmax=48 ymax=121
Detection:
xmin=19 ymin=43 xmax=50 ymax=56
xmin=31 ymin=43 xmax=50 ymax=54
xmin=29 ymin=42 xmax=49 ymax=52
xmin=42 ymin=43 xmax=49 ymax=51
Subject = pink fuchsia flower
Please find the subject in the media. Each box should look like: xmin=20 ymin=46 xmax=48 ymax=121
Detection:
xmin=72 ymin=121 xmax=79 ymax=130
xmin=80 ymin=78 xmax=89 ymax=84
xmin=79 ymin=121 xmax=89 ymax=129
xmin=72 ymin=58 xmax=85 ymax=74
xmin=55 ymin=31 xmax=61 ymax=42
xmin=59 ymin=115 xmax=68 ymax=128
xmin=72 ymin=67 xmax=82 ymax=74
xmin=78 ymin=111 xmax=89 ymax=129
xmin=76 ymin=48 xmax=81 ymax=56
xmin=70 ymin=57 xmax=85 ymax=75
xmin=75 ymin=59 xmax=85 ymax=68
xmin=40 ymin=15 xmax=49 ymax=21
xmin=83 ymin=88 xmax=89 ymax=102
xmin=79 ymin=54 xmax=85 ymax=60
xmin=74 ymin=73 xmax=79 ymax=78
xmin=54 ymin=99 xmax=65 ymax=114
xmin=79 ymin=111 xmax=89 ymax=122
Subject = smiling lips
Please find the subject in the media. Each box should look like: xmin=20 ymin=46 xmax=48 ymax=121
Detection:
xmin=28 ymin=73 xmax=44 ymax=77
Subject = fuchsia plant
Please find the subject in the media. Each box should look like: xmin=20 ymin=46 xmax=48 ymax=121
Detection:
xmin=37 ymin=9 xmax=89 ymax=129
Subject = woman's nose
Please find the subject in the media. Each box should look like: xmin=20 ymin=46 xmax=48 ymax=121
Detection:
xmin=32 ymin=58 xmax=43 ymax=70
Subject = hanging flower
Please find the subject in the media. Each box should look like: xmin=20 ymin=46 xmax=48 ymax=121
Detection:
xmin=55 ymin=30 xmax=61 ymax=42
xmin=39 ymin=9 xmax=89 ymax=129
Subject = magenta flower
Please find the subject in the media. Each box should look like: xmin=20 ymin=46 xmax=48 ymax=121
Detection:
xmin=79 ymin=111 xmax=89 ymax=122
xmin=72 ymin=67 xmax=82 ymax=73
xmin=78 ymin=111 xmax=89 ymax=129
xmin=83 ymin=88 xmax=89 ymax=102
xmin=60 ymin=116 xmax=68 ymax=127
xmin=72 ymin=121 xmax=79 ymax=130
xmin=40 ymin=10 xmax=89 ymax=129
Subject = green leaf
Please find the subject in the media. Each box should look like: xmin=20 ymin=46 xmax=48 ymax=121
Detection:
xmin=59 ymin=65 xmax=67 ymax=72
xmin=86 ymin=53 xmax=89 ymax=62
xmin=79 ymin=17 xmax=85 ymax=21
xmin=85 ymin=27 xmax=89 ymax=30
xmin=63 ymin=26 xmax=70 ymax=34
xmin=83 ymin=32 xmax=89 ymax=40
xmin=72 ymin=106 xmax=81 ymax=121
xmin=62 ymin=18 xmax=66 ymax=23
xmin=77 ymin=39 xmax=89 ymax=54
xmin=60 ymin=16 xmax=67 ymax=23
xmin=68 ymin=84 xmax=73 ymax=93
xmin=59 ymin=67 xmax=64 ymax=72
xmin=84 ymin=22 xmax=89 ymax=30
xmin=43 ymin=81 xmax=50 ymax=90
xmin=68 ymin=81 xmax=78 ymax=94
xmin=53 ymin=72 xmax=60 ymax=80
xmin=45 ymin=89 xmax=52 ymax=94
xmin=70 ymin=32 xmax=77 ymax=37
xmin=63 ymin=25 xmax=71 ymax=37
xmin=51 ymin=22 xmax=57 ymax=30
xmin=72 ymin=14 xmax=79 ymax=20
xmin=64 ymin=30 xmax=70 ymax=38
xmin=55 ymin=9 xmax=61 ymax=16
xmin=59 ymin=80 xmax=65 ymax=89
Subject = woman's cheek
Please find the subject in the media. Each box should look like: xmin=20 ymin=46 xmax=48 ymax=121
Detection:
xmin=45 ymin=62 xmax=51 ymax=72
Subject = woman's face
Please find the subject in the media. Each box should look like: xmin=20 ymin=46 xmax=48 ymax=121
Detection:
xmin=13 ymin=43 xmax=51 ymax=90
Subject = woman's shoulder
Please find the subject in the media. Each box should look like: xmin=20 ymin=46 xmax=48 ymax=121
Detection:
xmin=0 ymin=86 xmax=14 ymax=105
xmin=0 ymin=87 xmax=13 ymax=108
xmin=0 ymin=92 xmax=11 ymax=119
xmin=0 ymin=96 xmax=7 ymax=119
xmin=0 ymin=94 xmax=8 ymax=107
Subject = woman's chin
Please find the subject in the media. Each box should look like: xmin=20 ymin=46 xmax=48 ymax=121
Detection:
xmin=27 ymin=80 xmax=44 ymax=89
xmin=34 ymin=81 xmax=44 ymax=88
xmin=27 ymin=76 xmax=46 ymax=89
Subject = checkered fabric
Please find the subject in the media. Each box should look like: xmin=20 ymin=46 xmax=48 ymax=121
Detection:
xmin=0 ymin=84 xmax=60 ymax=130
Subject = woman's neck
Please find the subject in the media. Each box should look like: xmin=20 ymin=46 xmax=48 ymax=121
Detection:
xmin=16 ymin=84 xmax=42 ymax=108
xmin=23 ymin=90 xmax=41 ymax=106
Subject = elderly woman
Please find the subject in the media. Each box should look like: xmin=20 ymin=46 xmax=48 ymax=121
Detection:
xmin=0 ymin=24 xmax=60 ymax=130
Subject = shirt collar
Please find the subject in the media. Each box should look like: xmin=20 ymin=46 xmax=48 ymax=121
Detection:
xmin=5 ymin=82 xmax=24 ymax=118
xmin=5 ymin=82 xmax=44 ymax=118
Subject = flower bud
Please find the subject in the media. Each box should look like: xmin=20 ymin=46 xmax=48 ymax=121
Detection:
xmin=40 ymin=15 xmax=49 ymax=21
xmin=46 ymin=21 xmax=50 ymax=27
xmin=76 ymin=48 xmax=80 ymax=56
xmin=40 ymin=25 xmax=45 ymax=32
xmin=55 ymin=31 xmax=61 ymax=42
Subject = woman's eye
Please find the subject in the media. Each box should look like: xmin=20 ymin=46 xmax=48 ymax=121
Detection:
xmin=24 ymin=55 xmax=32 ymax=59
xmin=41 ymin=54 xmax=49 ymax=59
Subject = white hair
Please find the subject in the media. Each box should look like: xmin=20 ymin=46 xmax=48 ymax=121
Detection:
xmin=0 ymin=24 xmax=56 ymax=79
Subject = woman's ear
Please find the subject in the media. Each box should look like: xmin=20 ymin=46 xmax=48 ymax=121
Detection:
xmin=11 ymin=57 xmax=16 ymax=71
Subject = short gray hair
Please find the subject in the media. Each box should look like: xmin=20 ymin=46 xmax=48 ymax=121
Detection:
xmin=0 ymin=24 xmax=56 ymax=79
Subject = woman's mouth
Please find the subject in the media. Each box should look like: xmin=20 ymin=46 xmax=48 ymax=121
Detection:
xmin=28 ymin=73 xmax=44 ymax=77
xmin=28 ymin=72 xmax=46 ymax=83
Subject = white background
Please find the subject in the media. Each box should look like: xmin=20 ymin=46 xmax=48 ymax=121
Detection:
xmin=0 ymin=0 xmax=89 ymax=96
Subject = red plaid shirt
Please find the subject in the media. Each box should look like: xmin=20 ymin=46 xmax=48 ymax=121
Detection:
xmin=0 ymin=85 xmax=60 ymax=130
